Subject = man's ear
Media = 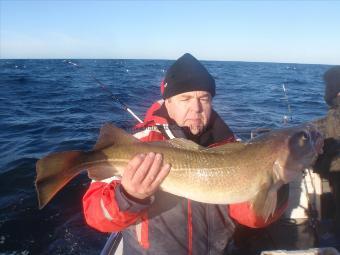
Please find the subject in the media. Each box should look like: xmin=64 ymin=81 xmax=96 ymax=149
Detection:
xmin=164 ymin=98 xmax=172 ymax=107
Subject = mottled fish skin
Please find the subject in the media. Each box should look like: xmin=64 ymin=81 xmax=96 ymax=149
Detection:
xmin=35 ymin=123 xmax=323 ymax=219
xmin=83 ymin=124 xmax=322 ymax=203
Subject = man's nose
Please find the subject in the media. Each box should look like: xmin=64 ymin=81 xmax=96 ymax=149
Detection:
xmin=191 ymin=98 xmax=202 ymax=112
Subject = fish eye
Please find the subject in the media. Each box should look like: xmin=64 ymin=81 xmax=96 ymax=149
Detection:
xmin=301 ymin=131 xmax=309 ymax=141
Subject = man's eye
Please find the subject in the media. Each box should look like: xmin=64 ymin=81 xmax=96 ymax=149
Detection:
xmin=200 ymin=97 xmax=210 ymax=102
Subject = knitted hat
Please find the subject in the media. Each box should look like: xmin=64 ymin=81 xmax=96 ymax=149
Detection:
xmin=162 ymin=53 xmax=215 ymax=99
xmin=324 ymin=66 xmax=340 ymax=106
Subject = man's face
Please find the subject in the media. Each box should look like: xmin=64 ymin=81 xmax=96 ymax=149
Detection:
xmin=165 ymin=91 xmax=212 ymax=135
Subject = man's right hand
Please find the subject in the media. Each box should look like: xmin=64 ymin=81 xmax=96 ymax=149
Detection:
xmin=121 ymin=152 xmax=171 ymax=200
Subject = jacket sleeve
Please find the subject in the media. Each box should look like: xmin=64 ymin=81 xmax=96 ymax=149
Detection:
xmin=83 ymin=180 xmax=152 ymax=233
xmin=229 ymin=183 xmax=289 ymax=228
xmin=82 ymin=128 xmax=166 ymax=233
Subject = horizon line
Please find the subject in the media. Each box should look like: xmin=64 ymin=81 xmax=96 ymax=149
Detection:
xmin=0 ymin=57 xmax=336 ymax=66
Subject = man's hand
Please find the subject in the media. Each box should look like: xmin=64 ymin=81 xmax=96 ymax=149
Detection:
xmin=121 ymin=152 xmax=171 ymax=200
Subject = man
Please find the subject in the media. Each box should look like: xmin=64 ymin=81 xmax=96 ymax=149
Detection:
xmin=83 ymin=53 xmax=288 ymax=254
xmin=313 ymin=66 xmax=340 ymax=236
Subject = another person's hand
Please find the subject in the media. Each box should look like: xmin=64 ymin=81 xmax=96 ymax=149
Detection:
xmin=121 ymin=152 xmax=171 ymax=200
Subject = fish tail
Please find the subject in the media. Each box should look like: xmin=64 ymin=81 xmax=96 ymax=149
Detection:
xmin=35 ymin=151 xmax=85 ymax=209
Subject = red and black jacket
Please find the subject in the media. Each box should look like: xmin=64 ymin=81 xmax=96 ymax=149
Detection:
xmin=83 ymin=100 xmax=288 ymax=255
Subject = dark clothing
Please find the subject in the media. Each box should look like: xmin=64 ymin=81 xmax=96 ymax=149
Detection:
xmin=324 ymin=66 xmax=340 ymax=106
xmin=162 ymin=53 xmax=216 ymax=99
xmin=313 ymin=97 xmax=340 ymax=234
xmin=121 ymin=197 xmax=235 ymax=255
xmin=313 ymin=97 xmax=340 ymax=175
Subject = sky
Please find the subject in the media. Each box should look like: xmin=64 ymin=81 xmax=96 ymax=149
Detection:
xmin=0 ymin=0 xmax=339 ymax=64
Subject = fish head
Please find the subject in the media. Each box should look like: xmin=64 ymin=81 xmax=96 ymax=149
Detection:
xmin=261 ymin=124 xmax=324 ymax=183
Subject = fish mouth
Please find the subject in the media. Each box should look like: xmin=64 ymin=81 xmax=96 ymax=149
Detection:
xmin=302 ymin=130 xmax=324 ymax=168
xmin=287 ymin=124 xmax=324 ymax=171
xmin=310 ymin=130 xmax=324 ymax=156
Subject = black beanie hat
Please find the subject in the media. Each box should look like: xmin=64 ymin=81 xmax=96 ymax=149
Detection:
xmin=324 ymin=66 xmax=340 ymax=106
xmin=162 ymin=53 xmax=215 ymax=99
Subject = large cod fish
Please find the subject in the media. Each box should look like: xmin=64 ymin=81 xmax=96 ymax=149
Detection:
xmin=35 ymin=123 xmax=323 ymax=221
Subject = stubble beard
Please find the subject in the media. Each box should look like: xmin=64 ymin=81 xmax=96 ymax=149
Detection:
xmin=187 ymin=123 xmax=204 ymax=135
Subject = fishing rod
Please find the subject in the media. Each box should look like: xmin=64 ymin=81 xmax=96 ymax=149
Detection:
xmin=64 ymin=60 xmax=143 ymax=124
xmin=282 ymin=83 xmax=293 ymax=124
xmin=249 ymin=83 xmax=295 ymax=139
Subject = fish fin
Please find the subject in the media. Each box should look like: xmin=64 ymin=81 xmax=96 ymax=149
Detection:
xmin=87 ymin=163 xmax=121 ymax=181
xmin=35 ymin=151 xmax=85 ymax=209
xmin=166 ymin=138 xmax=204 ymax=150
xmin=204 ymin=142 xmax=246 ymax=154
xmin=251 ymin=179 xmax=284 ymax=222
xmin=94 ymin=123 xmax=140 ymax=150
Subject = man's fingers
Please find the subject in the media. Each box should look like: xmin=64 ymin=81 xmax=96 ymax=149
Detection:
xmin=142 ymin=153 xmax=163 ymax=186
xmin=124 ymin=153 xmax=146 ymax=180
xmin=150 ymin=163 xmax=171 ymax=190
xmin=132 ymin=152 xmax=155 ymax=183
xmin=122 ymin=152 xmax=170 ymax=200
